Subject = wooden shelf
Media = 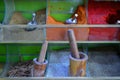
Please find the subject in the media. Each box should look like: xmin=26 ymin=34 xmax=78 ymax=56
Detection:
xmin=0 ymin=24 xmax=120 ymax=43
xmin=0 ymin=77 xmax=119 ymax=80
xmin=0 ymin=24 xmax=120 ymax=28
xmin=0 ymin=41 xmax=119 ymax=44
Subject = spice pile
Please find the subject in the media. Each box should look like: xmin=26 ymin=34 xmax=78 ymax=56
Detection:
xmin=7 ymin=60 xmax=33 ymax=77
xmin=88 ymin=0 xmax=120 ymax=24
xmin=46 ymin=15 xmax=66 ymax=41
xmin=35 ymin=8 xmax=46 ymax=24
xmin=9 ymin=9 xmax=46 ymax=25
xmin=106 ymin=10 xmax=120 ymax=24
xmin=71 ymin=6 xmax=87 ymax=24
xmin=47 ymin=16 xmax=64 ymax=24
xmin=88 ymin=0 xmax=120 ymax=41
xmin=9 ymin=12 xmax=29 ymax=24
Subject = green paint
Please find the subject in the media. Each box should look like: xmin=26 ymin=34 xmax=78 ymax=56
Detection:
xmin=0 ymin=45 xmax=6 ymax=54
xmin=49 ymin=1 xmax=84 ymax=22
xmin=14 ymin=0 xmax=46 ymax=11
xmin=0 ymin=56 xmax=6 ymax=63
xmin=6 ymin=45 xmax=19 ymax=54
xmin=14 ymin=0 xmax=46 ymax=20
xmin=0 ymin=0 xmax=5 ymax=22
xmin=22 ymin=13 xmax=32 ymax=20
xmin=0 ymin=0 xmax=85 ymax=22
xmin=0 ymin=44 xmax=43 ymax=62
xmin=0 ymin=13 xmax=4 ymax=22
xmin=19 ymin=46 xmax=41 ymax=54
xmin=0 ymin=43 xmax=119 ymax=63
xmin=49 ymin=45 xmax=69 ymax=51
xmin=8 ymin=55 xmax=20 ymax=63
xmin=22 ymin=56 xmax=37 ymax=61
xmin=0 ymin=44 xmax=6 ymax=62
xmin=0 ymin=0 xmax=5 ymax=11
xmin=51 ymin=14 xmax=71 ymax=22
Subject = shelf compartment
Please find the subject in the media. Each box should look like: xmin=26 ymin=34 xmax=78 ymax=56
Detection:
xmin=1 ymin=43 xmax=43 ymax=77
xmin=2 ymin=27 xmax=45 ymax=41
xmin=47 ymin=0 xmax=86 ymax=23
xmin=4 ymin=0 xmax=47 ymax=25
xmin=46 ymin=0 xmax=88 ymax=41
xmin=1 ymin=0 xmax=47 ymax=41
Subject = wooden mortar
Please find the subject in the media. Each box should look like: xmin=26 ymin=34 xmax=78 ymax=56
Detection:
xmin=69 ymin=52 xmax=88 ymax=76
xmin=67 ymin=29 xmax=88 ymax=77
xmin=32 ymin=58 xmax=48 ymax=77
xmin=32 ymin=41 xmax=48 ymax=77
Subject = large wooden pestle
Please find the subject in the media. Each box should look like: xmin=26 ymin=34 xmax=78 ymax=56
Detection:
xmin=38 ymin=41 xmax=48 ymax=63
xmin=67 ymin=29 xmax=80 ymax=59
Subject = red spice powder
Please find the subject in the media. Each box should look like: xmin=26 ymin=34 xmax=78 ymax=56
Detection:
xmin=88 ymin=0 xmax=120 ymax=41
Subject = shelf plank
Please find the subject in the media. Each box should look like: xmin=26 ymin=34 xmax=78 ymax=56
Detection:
xmin=0 ymin=77 xmax=120 ymax=80
xmin=0 ymin=41 xmax=120 ymax=44
xmin=0 ymin=24 xmax=120 ymax=28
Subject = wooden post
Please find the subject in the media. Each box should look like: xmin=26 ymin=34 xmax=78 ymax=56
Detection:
xmin=67 ymin=29 xmax=80 ymax=59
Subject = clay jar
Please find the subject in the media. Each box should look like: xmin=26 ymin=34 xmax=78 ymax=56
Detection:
xmin=32 ymin=58 xmax=48 ymax=77
xmin=69 ymin=52 xmax=88 ymax=77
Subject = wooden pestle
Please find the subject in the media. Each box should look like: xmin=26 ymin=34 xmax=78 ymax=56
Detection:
xmin=38 ymin=41 xmax=48 ymax=63
xmin=67 ymin=29 xmax=80 ymax=59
